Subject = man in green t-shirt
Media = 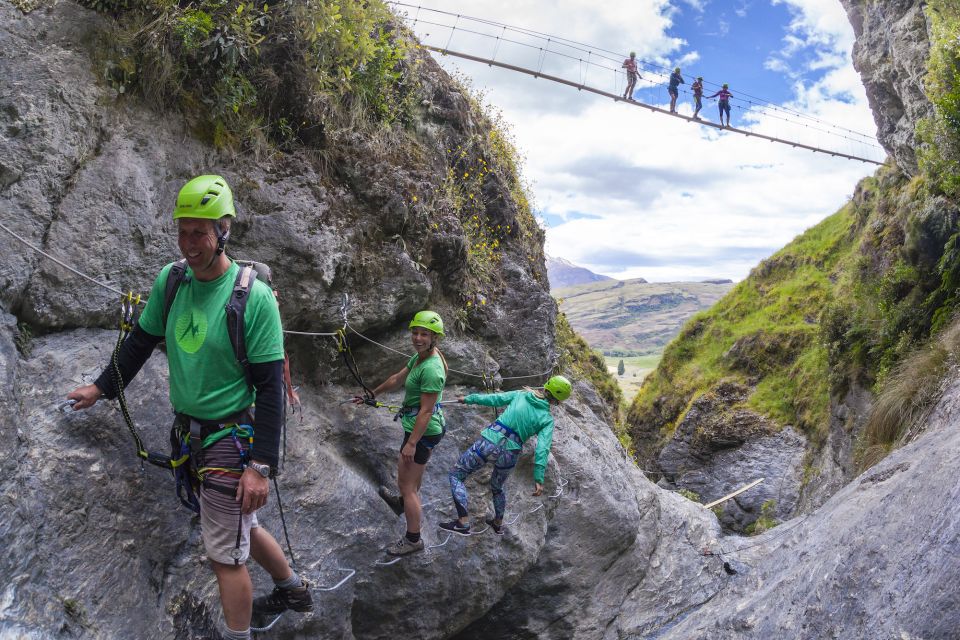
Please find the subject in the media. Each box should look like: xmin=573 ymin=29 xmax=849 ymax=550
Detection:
xmin=67 ymin=176 xmax=311 ymax=639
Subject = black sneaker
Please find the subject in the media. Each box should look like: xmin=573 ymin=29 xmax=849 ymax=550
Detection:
xmin=485 ymin=518 xmax=504 ymax=536
xmin=438 ymin=520 xmax=471 ymax=536
xmin=252 ymin=581 xmax=313 ymax=619
xmin=378 ymin=485 xmax=405 ymax=517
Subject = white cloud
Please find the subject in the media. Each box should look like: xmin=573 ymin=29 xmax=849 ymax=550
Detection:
xmin=677 ymin=50 xmax=701 ymax=67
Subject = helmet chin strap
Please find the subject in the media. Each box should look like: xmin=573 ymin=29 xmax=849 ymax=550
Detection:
xmin=202 ymin=221 xmax=230 ymax=271
xmin=214 ymin=220 xmax=230 ymax=255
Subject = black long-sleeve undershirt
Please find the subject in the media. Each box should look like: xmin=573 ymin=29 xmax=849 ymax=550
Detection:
xmin=94 ymin=325 xmax=163 ymax=399
xmin=247 ymin=359 xmax=283 ymax=469
xmin=94 ymin=324 xmax=285 ymax=469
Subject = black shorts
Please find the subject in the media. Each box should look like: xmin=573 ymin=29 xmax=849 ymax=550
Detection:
xmin=401 ymin=431 xmax=444 ymax=465
xmin=668 ymin=87 xmax=679 ymax=97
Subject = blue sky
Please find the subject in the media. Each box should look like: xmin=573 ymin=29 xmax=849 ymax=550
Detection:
xmin=638 ymin=1 xmax=803 ymax=103
xmin=394 ymin=0 xmax=881 ymax=281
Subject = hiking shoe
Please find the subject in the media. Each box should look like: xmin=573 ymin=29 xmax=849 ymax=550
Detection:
xmin=386 ymin=536 xmax=424 ymax=556
xmin=378 ymin=485 xmax=405 ymax=517
xmin=485 ymin=518 xmax=504 ymax=536
xmin=438 ymin=520 xmax=471 ymax=536
xmin=252 ymin=581 xmax=313 ymax=619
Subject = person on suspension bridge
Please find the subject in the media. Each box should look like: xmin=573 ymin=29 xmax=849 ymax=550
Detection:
xmin=621 ymin=51 xmax=640 ymax=101
xmin=438 ymin=375 xmax=572 ymax=536
xmin=66 ymin=175 xmax=310 ymax=640
xmin=669 ymin=67 xmax=685 ymax=113
xmin=708 ymin=83 xmax=733 ymax=127
xmin=691 ymin=76 xmax=704 ymax=119
xmin=355 ymin=311 xmax=448 ymax=556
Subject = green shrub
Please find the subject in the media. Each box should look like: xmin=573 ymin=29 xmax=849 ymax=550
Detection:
xmin=918 ymin=0 xmax=960 ymax=198
xmin=856 ymin=315 xmax=960 ymax=470
xmin=14 ymin=321 xmax=32 ymax=358
xmin=744 ymin=499 xmax=778 ymax=536
xmin=89 ymin=0 xmax=418 ymax=152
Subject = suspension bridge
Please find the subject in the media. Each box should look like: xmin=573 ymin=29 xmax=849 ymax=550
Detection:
xmin=388 ymin=2 xmax=887 ymax=166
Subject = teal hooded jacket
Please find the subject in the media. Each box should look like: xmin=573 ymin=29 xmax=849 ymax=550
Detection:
xmin=464 ymin=390 xmax=554 ymax=483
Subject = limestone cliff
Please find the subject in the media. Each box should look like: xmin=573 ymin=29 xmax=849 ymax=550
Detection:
xmin=840 ymin=0 xmax=934 ymax=176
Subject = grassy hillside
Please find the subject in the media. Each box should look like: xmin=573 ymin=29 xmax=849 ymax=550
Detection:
xmin=626 ymin=206 xmax=856 ymax=460
xmin=555 ymin=279 xmax=734 ymax=356
xmin=627 ymin=2 xmax=960 ymax=473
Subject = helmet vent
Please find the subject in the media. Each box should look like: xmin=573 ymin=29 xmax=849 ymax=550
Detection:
xmin=201 ymin=195 xmax=212 ymax=205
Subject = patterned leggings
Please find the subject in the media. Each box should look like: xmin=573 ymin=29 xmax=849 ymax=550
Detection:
xmin=449 ymin=436 xmax=519 ymax=520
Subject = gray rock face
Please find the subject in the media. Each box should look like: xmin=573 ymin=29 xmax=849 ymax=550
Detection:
xmin=797 ymin=383 xmax=872 ymax=513
xmin=840 ymin=0 xmax=934 ymax=175
xmin=657 ymin=382 xmax=807 ymax=531
xmin=653 ymin=371 xmax=960 ymax=640
xmin=4 ymin=329 xmax=726 ymax=639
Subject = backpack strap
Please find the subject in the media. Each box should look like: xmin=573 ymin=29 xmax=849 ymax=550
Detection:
xmin=227 ymin=263 xmax=257 ymax=390
xmin=162 ymin=259 xmax=189 ymax=332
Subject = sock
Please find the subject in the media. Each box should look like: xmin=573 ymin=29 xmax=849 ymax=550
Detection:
xmin=405 ymin=531 xmax=421 ymax=544
xmin=221 ymin=625 xmax=251 ymax=640
xmin=275 ymin=570 xmax=303 ymax=590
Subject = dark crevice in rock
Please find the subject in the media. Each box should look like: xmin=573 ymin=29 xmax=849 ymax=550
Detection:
xmin=38 ymin=124 xmax=107 ymax=249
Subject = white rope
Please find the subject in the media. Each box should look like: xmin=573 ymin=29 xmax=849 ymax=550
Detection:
xmin=1 ymin=219 xmax=561 ymax=383
xmin=284 ymin=329 xmax=340 ymax=337
xmin=0 ymin=220 xmax=128 ymax=298
xmin=346 ymin=319 xmax=558 ymax=382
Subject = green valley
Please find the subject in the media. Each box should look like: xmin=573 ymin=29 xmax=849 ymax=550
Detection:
xmin=554 ymin=277 xmax=734 ymax=400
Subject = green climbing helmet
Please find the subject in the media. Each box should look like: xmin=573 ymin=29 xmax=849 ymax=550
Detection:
xmin=544 ymin=375 xmax=572 ymax=402
xmin=173 ymin=175 xmax=236 ymax=220
xmin=409 ymin=310 xmax=444 ymax=336
xmin=629 ymin=51 xmax=636 ymax=57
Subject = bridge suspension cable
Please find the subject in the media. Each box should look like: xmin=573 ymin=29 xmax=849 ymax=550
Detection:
xmin=387 ymin=2 xmax=886 ymax=166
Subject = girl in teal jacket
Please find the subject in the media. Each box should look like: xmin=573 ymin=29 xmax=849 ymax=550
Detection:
xmin=440 ymin=375 xmax=571 ymax=535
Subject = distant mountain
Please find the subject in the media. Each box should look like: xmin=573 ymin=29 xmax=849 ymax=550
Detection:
xmin=555 ymin=278 xmax=734 ymax=356
xmin=547 ymin=256 xmax=619 ymax=290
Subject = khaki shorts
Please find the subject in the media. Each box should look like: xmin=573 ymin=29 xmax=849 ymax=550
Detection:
xmin=195 ymin=433 xmax=261 ymax=565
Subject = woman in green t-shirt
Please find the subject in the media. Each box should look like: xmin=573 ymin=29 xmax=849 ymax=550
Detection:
xmin=362 ymin=311 xmax=448 ymax=556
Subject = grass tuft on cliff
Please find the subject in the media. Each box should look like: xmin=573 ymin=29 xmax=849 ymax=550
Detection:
xmin=84 ymin=0 xmax=418 ymax=153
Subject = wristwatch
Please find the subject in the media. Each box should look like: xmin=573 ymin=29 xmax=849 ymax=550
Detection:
xmin=249 ymin=461 xmax=271 ymax=478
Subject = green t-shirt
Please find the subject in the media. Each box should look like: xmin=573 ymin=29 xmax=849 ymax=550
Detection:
xmin=138 ymin=261 xmax=284 ymax=420
xmin=401 ymin=352 xmax=446 ymax=436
